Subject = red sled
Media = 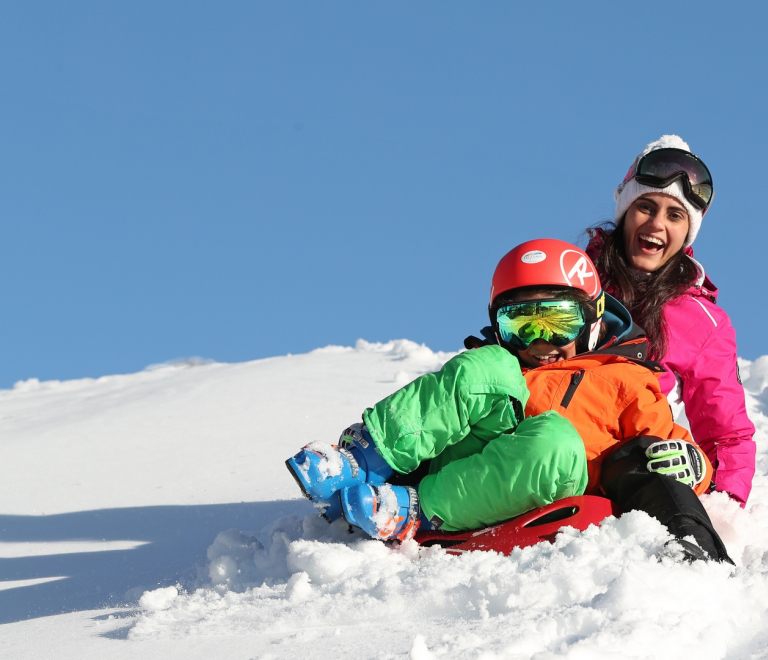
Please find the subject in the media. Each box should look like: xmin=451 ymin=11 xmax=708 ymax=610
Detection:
xmin=414 ymin=495 xmax=621 ymax=556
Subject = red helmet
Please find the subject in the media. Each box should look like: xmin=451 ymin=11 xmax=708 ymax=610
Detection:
xmin=490 ymin=238 xmax=602 ymax=307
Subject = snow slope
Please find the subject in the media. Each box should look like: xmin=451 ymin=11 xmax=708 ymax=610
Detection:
xmin=1 ymin=340 xmax=768 ymax=659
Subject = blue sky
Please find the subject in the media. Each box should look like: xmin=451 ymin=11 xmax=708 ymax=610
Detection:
xmin=1 ymin=2 xmax=766 ymax=387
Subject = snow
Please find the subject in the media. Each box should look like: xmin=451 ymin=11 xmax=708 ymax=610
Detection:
xmin=297 ymin=441 xmax=345 ymax=482
xmin=371 ymin=483 xmax=399 ymax=536
xmin=1 ymin=338 xmax=768 ymax=659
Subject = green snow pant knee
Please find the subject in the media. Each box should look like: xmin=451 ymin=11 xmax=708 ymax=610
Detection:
xmin=363 ymin=345 xmax=529 ymax=475
xmin=418 ymin=411 xmax=588 ymax=532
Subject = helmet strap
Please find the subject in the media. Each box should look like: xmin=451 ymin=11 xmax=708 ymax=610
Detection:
xmin=587 ymin=320 xmax=602 ymax=351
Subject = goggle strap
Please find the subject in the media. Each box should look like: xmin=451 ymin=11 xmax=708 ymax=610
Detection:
xmin=634 ymin=172 xmax=712 ymax=210
xmin=587 ymin=320 xmax=601 ymax=351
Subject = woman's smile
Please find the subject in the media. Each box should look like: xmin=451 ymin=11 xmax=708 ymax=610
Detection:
xmin=638 ymin=233 xmax=665 ymax=253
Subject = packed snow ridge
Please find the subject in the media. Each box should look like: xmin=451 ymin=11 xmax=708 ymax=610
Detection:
xmin=2 ymin=339 xmax=768 ymax=659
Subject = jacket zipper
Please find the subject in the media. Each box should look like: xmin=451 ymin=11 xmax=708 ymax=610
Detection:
xmin=560 ymin=370 xmax=585 ymax=409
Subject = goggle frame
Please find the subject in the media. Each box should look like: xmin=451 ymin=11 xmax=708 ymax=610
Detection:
xmin=495 ymin=296 xmax=603 ymax=351
xmin=624 ymin=148 xmax=714 ymax=212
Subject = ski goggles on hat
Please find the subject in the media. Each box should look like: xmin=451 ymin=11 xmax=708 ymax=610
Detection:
xmin=496 ymin=299 xmax=588 ymax=350
xmin=623 ymin=148 xmax=714 ymax=212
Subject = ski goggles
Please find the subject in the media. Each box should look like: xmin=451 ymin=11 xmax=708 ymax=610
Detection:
xmin=622 ymin=148 xmax=714 ymax=211
xmin=496 ymin=299 xmax=588 ymax=350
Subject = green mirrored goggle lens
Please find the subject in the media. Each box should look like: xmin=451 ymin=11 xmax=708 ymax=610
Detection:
xmin=496 ymin=300 xmax=586 ymax=349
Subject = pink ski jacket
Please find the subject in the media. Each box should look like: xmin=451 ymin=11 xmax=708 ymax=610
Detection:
xmin=586 ymin=230 xmax=756 ymax=505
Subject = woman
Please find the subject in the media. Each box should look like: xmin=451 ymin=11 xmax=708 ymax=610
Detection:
xmin=585 ymin=135 xmax=755 ymax=506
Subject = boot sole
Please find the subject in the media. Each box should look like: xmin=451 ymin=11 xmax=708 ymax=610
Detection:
xmin=285 ymin=458 xmax=311 ymax=500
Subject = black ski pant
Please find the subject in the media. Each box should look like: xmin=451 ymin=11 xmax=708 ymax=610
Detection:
xmin=601 ymin=436 xmax=733 ymax=563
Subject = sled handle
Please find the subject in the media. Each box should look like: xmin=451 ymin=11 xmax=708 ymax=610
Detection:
xmin=521 ymin=503 xmax=579 ymax=528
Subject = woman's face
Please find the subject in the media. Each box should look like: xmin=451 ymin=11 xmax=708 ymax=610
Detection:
xmin=622 ymin=193 xmax=690 ymax=272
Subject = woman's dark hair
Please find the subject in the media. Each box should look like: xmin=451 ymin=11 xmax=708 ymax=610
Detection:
xmin=593 ymin=218 xmax=699 ymax=360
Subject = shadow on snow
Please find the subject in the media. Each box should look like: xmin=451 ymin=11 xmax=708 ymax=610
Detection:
xmin=0 ymin=498 xmax=313 ymax=625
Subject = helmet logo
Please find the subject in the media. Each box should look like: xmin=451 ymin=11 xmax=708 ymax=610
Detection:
xmin=560 ymin=250 xmax=599 ymax=296
xmin=521 ymin=250 xmax=546 ymax=264
xmin=565 ymin=256 xmax=593 ymax=286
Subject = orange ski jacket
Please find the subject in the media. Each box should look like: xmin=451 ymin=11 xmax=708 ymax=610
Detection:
xmin=521 ymin=341 xmax=713 ymax=497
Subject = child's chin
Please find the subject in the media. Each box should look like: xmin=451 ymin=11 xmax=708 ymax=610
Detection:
xmin=523 ymin=354 xmax=564 ymax=367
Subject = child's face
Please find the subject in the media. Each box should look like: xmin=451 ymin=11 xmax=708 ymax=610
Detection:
xmin=516 ymin=338 xmax=578 ymax=369
xmin=506 ymin=290 xmax=580 ymax=368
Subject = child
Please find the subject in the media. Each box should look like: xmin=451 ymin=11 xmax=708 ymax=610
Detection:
xmin=286 ymin=239 xmax=730 ymax=562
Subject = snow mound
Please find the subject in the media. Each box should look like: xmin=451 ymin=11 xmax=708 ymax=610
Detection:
xmin=130 ymin=508 xmax=768 ymax=658
xmin=0 ymin=338 xmax=457 ymax=515
xmin=313 ymin=339 xmax=457 ymax=385
xmin=144 ymin=356 xmax=217 ymax=371
xmin=138 ymin=585 xmax=179 ymax=611
xmin=742 ymin=356 xmax=768 ymax=395
xmin=126 ymin=351 xmax=768 ymax=658
xmin=740 ymin=357 xmax=768 ymax=505
xmin=352 ymin=338 xmax=454 ymax=366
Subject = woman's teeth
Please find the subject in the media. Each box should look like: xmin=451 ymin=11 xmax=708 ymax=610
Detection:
xmin=639 ymin=234 xmax=664 ymax=251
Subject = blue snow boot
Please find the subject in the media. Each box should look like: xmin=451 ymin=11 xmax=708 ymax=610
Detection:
xmin=310 ymin=491 xmax=343 ymax=522
xmin=339 ymin=483 xmax=421 ymax=541
xmin=285 ymin=423 xmax=394 ymax=522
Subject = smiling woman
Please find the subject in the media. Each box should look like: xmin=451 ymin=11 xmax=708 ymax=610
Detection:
xmin=623 ymin=193 xmax=690 ymax=272
xmin=584 ymin=135 xmax=756 ymax=506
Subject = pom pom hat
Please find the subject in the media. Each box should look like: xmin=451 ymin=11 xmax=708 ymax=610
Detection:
xmin=614 ymin=135 xmax=706 ymax=248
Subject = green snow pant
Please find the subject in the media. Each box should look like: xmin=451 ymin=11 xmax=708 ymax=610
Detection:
xmin=363 ymin=345 xmax=588 ymax=531
xmin=419 ymin=412 xmax=587 ymax=530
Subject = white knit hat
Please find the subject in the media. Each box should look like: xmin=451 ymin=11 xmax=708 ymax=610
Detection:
xmin=614 ymin=135 xmax=705 ymax=248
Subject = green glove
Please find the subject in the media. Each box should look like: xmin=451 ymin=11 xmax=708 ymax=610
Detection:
xmin=645 ymin=440 xmax=705 ymax=488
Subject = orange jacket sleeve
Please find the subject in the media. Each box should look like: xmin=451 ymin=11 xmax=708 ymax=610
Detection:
xmin=618 ymin=379 xmax=713 ymax=496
